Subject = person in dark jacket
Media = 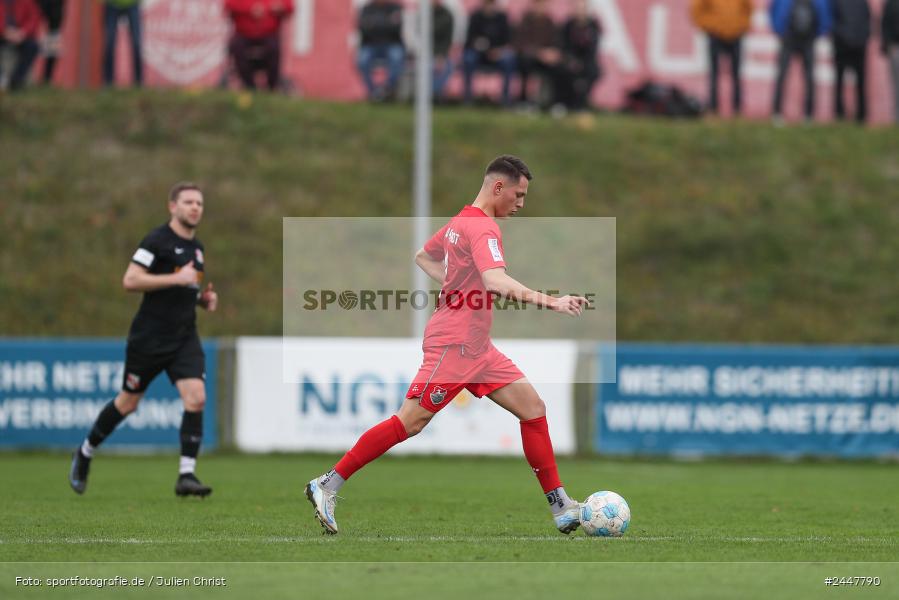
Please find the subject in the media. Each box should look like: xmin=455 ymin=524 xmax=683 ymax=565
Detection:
xmin=0 ymin=0 xmax=41 ymax=91
xmin=431 ymin=0 xmax=454 ymax=100
xmin=513 ymin=0 xmax=561 ymax=105
xmin=831 ymin=0 xmax=871 ymax=123
xmin=555 ymin=0 xmax=601 ymax=111
xmin=462 ymin=0 xmax=516 ymax=105
xmin=883 ymin=0 xmax=899 ymax=123
xmin=36 ymin=0 xmax=64 ymax=84
xmin=357 ymin=0 xmax=405 ymax=101
xmin=769 ymin=0 xmax=833 ymax=123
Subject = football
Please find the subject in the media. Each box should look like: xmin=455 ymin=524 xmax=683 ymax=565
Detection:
xmin=580 ymin=491 xmax=631 ymax=537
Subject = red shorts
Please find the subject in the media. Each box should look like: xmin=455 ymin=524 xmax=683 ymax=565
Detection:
xmin=405 ymin=344 xmax=525 ymax=413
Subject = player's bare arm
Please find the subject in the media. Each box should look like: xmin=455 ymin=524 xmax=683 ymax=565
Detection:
xmin=414 ymin=248 xmax=446 ymax=285
xmin=122 ymin=261 xmax=199 ymax=292
xmin=481 ymin=267 xmax=589 ymax=316
xmin=198 ymin=283 xmax=218 ymax=312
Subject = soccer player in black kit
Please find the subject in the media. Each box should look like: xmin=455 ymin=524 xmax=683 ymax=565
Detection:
xmin=69 ymin=183 xmax=218 ymax=497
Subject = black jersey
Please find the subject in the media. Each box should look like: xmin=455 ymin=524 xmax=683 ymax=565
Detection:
xmin=128 ymin=223 xmax=205 ymax=351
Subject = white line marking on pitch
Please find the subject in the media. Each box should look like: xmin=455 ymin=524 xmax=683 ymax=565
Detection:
xmin=2 ymin=535 xmax=893 ymax=546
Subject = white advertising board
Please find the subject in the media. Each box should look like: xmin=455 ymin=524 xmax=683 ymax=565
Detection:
xmin=235 ymin=337 xmax=575 ymax=455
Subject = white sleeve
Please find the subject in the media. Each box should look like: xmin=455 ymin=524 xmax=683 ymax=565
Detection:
xmin=132 ymin=248 xmax=154 ymax=268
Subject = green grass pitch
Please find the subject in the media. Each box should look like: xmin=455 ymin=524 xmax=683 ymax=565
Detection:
xmin=1 ymin=453 xmax=897 ymax=599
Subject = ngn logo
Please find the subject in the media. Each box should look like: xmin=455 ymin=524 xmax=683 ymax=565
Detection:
xmin=301 ymin=373 xmax=410 ymax=416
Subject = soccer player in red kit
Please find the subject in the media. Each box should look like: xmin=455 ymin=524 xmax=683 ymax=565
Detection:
xmin=306 ymin=155 xmax=589 ymax=534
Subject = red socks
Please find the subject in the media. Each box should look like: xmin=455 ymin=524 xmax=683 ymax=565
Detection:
xmin=520 ymin=416 xmax=562 ymax=493
xmin=332 ymin=414 xmax=561 ymax=493
xmin=334 ymin=415 xmax=409 ymax=480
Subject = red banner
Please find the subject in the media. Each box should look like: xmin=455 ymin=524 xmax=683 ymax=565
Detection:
xmin=50 ymin=0 xmax=894 ymax=124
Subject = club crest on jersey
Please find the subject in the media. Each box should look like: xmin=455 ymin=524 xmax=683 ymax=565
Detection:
xmin=125 ymin=373 xmax=141 ymax=391
xmin=195 ymin=249 xmax=204 ymax=264
xmin=429 ymin=385 xmax=448 ymax=405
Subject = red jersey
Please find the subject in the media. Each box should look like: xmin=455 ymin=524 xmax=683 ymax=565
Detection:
xmin=225 ymin=0 xmax=294 ymax=39
xmin=422 ymin=206 xmax=507 ymax=356
xmin=0 ymin=0 xmax=42 ymax=38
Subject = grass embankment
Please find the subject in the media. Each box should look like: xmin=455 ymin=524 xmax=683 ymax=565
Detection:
xmin=2 ymin=90 xmax=898 ymax=342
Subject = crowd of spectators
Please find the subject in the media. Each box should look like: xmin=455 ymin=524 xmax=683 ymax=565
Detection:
xmin=0 ymin=0 xmax=898 ymax=124
xmin=692 ymin=0 xmax=899 ymax=124
xmin=357 ymin=0 xmax=602 ymax=113
xmin=357 ymin=0 xmax=898 ymax=122
xmin=0 ymin=0 xmax=143 ymax=89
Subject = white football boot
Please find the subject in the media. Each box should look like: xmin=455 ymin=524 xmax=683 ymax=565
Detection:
xmin=305 ymin=478 xmax=339 ymax=535
xmin=554 ymin=503 xmax=582 ymax=534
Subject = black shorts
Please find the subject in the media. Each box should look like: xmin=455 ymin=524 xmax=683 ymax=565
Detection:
xmin=122 ymin=333 xmax=206 ymax=393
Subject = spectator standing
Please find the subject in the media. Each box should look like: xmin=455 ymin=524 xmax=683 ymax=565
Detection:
xmin=831 ymin=0 xmax=871 ymax=123
xmin=36 ymin=0 xmax=64 ymax=84
xmin=462 ymin=0 xmax=516 ymax=106
xmin=0 ymin=0 xmax=41 ymax=91
xmin=357 ymin=0 xmax=404 ymax=101
xmin=769 ymin=0 xmax=833 ymax=123
xmin=103 ymin=0 xmax=143 ymax=87
xmin=224 ymin=0 xmax=294 ymax=91
xmin=690 ymin=0 xmax=753 ymax=115
xmin=513 ymin=0 xmax=561 ymax=106
xmin=556 ymin=0 xmax=601 ymax=112
xmin=881 ymin=0 xmax=899 ymax=123
xmin=426 ymin=0 xmax=455 ymax=100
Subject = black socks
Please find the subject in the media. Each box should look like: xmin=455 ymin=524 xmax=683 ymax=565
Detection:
xmin=180 ymin=410 xmax=203 ymax=459
xmin=87 ymin=400 xmax=127 ymax=447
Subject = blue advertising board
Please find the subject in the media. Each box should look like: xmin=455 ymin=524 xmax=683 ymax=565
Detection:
xmin=596 ymin=344 xmax=899 ymax=458
xmin=0 ymin=339 xmax=217 ymax=450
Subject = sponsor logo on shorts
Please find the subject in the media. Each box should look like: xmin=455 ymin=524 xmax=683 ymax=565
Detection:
xmin=125 ymin=373 xmax=141 ymax=390
xmin=429 ymin=385 xmax=448 ymax=405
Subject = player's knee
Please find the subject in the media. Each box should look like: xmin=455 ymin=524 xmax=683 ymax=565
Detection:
xmin=527 ymin=397 xmax=546 ymax=420
xmin=115 ymin=393 xmax=141 ymax=415
xmin=184 ymin=392 xmax=206 ymax=412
